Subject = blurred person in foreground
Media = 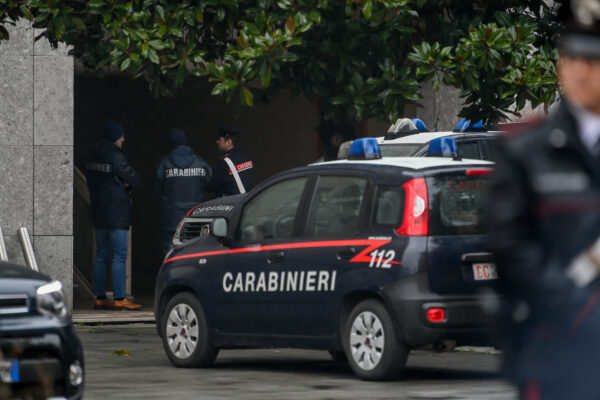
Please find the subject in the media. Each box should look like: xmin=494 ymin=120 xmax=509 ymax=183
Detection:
xmin=488 ymin=0 xmax=600 ymax=398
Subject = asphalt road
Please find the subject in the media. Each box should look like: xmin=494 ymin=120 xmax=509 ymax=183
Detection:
xmin=76 ymin=324 xmax=515 ymax=400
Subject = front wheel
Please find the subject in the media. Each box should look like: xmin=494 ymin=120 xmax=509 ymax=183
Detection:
xmin=343 ymin=299 xmax=409 ymax=380
xmin=161 ymin=292 xmax=218 ymax=368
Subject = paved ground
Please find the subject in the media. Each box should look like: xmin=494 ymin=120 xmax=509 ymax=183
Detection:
xmin=77 ymin=323 xmax=516 ymax=400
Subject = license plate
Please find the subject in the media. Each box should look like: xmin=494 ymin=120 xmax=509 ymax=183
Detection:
xmin=472 ymin=263 xmax=498 ymax=281
xmin=0 ymin=360 xmax=19 ymax=383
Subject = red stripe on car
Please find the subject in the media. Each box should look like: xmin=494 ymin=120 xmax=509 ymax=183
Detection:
xmin=164 ymin=239 xmax=401 ymax=265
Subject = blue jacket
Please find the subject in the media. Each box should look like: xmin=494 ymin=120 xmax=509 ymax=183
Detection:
xmin=86 ymin=139 xmax=142 ymax=229
xmin=154 ymin=145 xmax=212 ymax=231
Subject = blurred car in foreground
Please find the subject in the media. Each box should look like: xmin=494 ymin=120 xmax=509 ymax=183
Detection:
xmin=0 ymin=261 xmax=84 ymax=400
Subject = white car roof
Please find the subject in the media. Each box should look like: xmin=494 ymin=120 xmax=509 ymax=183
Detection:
xmin=311 ymin=156 xmax=494 ymax=170
xmin=376 ymin=131 xmax=500 ymax=145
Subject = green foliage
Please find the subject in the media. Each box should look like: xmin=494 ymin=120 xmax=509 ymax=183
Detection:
xmin=0 ymin=0 xmax=560 ymax=125
xmin=408 ymin=1 xmax=560 ymax=124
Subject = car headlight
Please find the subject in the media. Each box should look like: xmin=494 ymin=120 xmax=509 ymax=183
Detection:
xmin=172 ymin=219 xmax=185 ymax=243
xmin=36 ymin=281 xmax=68 ymax=320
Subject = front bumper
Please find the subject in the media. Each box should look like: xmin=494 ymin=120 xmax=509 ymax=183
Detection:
xmin=382 ymin=273 xmax=497 ymax=347
xmin=0 ymin=319 xmax=84 ymax=400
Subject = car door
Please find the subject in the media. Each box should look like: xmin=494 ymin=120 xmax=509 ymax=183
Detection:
xmin=212 ymin=176 xmax=309 ymax=336
xmin=278 ymin=174 xmax=371 ymax=337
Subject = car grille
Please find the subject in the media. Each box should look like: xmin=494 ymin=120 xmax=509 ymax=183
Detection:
xmin=179 ymin=221 xmax=211 ymax=243
xmin=0 ymin=295 xmax=29 ymax=315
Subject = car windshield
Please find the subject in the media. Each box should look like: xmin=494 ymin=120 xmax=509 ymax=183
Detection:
xmin=379 ymin=144 xmax=422 ymax=157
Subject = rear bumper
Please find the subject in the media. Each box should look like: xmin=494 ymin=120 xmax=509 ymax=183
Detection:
xmin=0 ymin=324 xmax=84 ymax=400
xmin=382 ymin=273 xmax=497 ymax=347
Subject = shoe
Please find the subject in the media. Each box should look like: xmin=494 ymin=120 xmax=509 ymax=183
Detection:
xmin=93 ymin=298 xmax=114 ymax=310
xmin=113 ymin=298 xmax=142 ymax=311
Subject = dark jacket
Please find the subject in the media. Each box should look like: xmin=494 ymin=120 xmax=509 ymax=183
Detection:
xmin=488 ymin=102 xmax=600 ymax=386
xmin=206 ymin=146 xmax=254 ymax=197
xmin=86 ymin=138 xmax=142 ymax=229
xmin=153 ymin=145 xmax=212 ymax=231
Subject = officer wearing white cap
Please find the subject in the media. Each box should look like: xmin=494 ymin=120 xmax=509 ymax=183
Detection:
xmin=206 ymin=123 xmax=254 ymax=197
xmin=488 ymin=1 xmax=600 ymax=398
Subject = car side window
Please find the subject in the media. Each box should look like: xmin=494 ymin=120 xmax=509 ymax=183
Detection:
xmin=457 ymin=141 xmax=481 ymax=159
xmin=374 ymin=186 xmax=404 ymax=226
xmin=483 ymin=139 xmax=497 ymax=161
xmin=237 ymin=177 xmax=307 ymax=242
xmin=305 ymin=176 xmax=367 ymax=237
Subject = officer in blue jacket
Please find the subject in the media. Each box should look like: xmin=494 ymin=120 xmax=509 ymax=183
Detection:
xmin=154 ymin=128 xmax=212 ymax=253
xmin=86 ymin=122 xmax=142 ymax=311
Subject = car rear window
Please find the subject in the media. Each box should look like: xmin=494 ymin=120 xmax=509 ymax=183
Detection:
xmin=426 ymin=174 xmax=490 ymax=235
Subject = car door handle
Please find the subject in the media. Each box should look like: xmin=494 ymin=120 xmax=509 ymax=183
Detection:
xmin=267 ymin=251 xmax=285 ymax=264
xmin=337 ymin=248 xmax=356 ymax=260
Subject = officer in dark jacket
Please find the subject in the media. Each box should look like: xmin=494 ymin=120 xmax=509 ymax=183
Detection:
xmin=206 ymin=123 xmax=254 ymax=197
xmin=488 ymin=2 xmax=600 ymax=398
xmin=153 ymin=128 xmax=212 ymax=253
xmin=86 ymin=122 xmax=142 ymax=311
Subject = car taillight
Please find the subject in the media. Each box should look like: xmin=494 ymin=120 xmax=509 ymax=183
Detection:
xmin=396 ymin=177 xmax=428 ymax=236
xmin=465 ymin=169 xmax=492 ymax=176
xmin=426 ymin=307 xmax=445 ymax=323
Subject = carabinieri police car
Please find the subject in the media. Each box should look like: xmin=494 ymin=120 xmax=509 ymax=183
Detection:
xmin=338 ymin=118 xmax=499 ymax=161
xmin=154 ymin=137 xmax=497 ymax=380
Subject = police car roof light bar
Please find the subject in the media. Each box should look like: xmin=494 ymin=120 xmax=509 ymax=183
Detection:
xmin=427 ymin=137 xmax=460 ymax=159
xmin=384 ymin=118 xmax=422 ymax=140
xmin=348 ymin=137 xmax=382 ymax=160
xmin=453 ymin=118 xmax=487 ymax=133
xmin=410 ymin=118 xmax=429 ymax=132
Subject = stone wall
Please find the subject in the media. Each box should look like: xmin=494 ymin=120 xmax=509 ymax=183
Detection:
xmin=0 ymin=20 xmax=74 ymax=306
xmin=415 ymin=82 xmax=463 ymax=131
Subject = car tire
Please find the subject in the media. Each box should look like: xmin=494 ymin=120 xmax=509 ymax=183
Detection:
xmin=161 ymin=292 xmax=218 ymax=368
xmin=343 ymin=299 xmax=409 ymax=380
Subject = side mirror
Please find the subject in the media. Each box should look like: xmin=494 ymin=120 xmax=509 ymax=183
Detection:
xmin=212 ymin=217 xmax=228 ymax=238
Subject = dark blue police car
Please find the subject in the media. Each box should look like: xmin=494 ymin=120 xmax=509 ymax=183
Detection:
xmin=154 ymin=138 xmax=497 ymax=380
xmin=0 ymin=261 xmax=84 ymax=399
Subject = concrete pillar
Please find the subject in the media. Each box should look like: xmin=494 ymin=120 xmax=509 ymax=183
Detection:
xmin=416 ymin=81 xmax=463 ymax=131
xmin=0 ymin=20 xmax=74 ymax=307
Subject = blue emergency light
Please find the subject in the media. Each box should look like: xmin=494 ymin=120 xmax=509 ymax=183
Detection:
xmin=348 ymin=137 xmax=382 ymax=160
xmin=453 ymin=118 xmax=487 ymax=132
xmin=427 ymin=137 xmax=459 ymax=158
xmin=411 ymin=118 xmax=429 ymax=131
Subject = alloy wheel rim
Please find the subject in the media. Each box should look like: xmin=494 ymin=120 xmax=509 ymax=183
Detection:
xmin=349 ymin=311 xmax=384 ymax=371
xmin=166 ymin=303 xmax=199 ymax=359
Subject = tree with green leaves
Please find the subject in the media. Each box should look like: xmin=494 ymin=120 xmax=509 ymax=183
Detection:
xmin=0 ymin=0 xmax=560 ymax=128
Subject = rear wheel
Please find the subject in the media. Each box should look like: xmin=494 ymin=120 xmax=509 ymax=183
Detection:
xmin=161 ymin=292 xmax=218 ymax=367
xmin=343 ymin=299 xmax=408 ymax=380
